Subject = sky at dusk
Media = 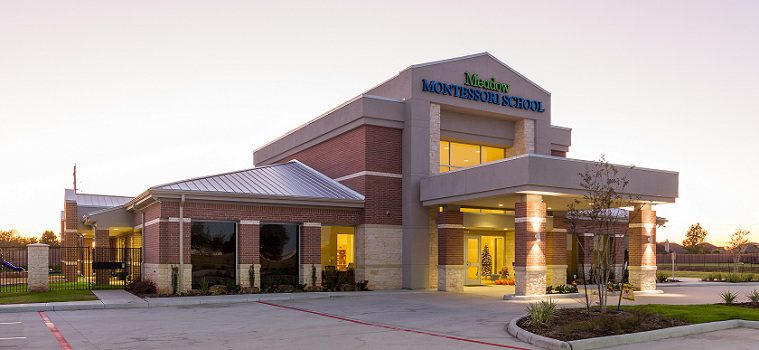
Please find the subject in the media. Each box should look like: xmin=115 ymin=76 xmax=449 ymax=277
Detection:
xmin=1 ymin=1 xmax=757 ymax=246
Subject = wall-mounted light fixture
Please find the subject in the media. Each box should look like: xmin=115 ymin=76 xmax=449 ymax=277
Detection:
xmin=535 ymin=232 xmax=542 ymax=242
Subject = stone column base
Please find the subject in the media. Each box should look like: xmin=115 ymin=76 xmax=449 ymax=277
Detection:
xmin=515 ymin=266 xmax=547 ymax=296
xmin=628 ymin=265 xmax=657 ymax=291
xmin=239 ymin=263 xmax=261 ymax=288
xmin=437 ymin=265 xmax=465 ymax=292
xmin=27 ymin=244 xmax=49 ymax=292
xmin=143 ymin=263 xmax=193 ymax=295
xmin=613 ymin=264 xmax=625 ymax=282
xmin=300 ymin=264 xmax=322 ymax=287
xmin=546 ymin=265 xmax=568 ymax=287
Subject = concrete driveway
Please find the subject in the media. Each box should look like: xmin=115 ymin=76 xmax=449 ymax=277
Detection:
xmin=1 ymin=283 xmax=757 ymax=349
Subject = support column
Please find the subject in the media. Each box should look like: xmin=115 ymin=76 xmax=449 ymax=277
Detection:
xmin=300 ymin=222 xmax=322 ymax=287
xmin=62 ymin=199 xmax=79 ymax=282
xmin=613 ymin=234 xmax=626 ymax=282
xmin=578 ymin=233 xmax=595 ymax=282
xmin=27 ymin=243 xmax=50 ymax=292
xmin=545 ymin=214 xmax=567 ymax=287
xmin=239 ymin=220 xmax=261 ymax=289
xmin=94 ymin=229 xmax=110 ymax=285
xmin=628 ymin=204 xmax=657 ymax=291
xmin=437 ymin=207 xmax=464 ymax=292
xmin=514 ymin=195 xmax=547 ymax=296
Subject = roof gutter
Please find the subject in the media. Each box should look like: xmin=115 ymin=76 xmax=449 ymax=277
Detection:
xmin=178 ymin=194 xmax=185 ymax=294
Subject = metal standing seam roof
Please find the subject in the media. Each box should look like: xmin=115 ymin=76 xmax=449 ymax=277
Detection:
xmin=151 ymin=160 xmax=365 ymax=201
xmin=64 ymin=189 xmax=133 ymax=207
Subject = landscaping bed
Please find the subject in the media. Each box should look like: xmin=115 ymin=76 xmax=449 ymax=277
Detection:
xmin=517 ymin=307 xmax=689 ymax=341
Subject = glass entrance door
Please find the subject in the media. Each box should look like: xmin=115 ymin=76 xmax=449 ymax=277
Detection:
xmin=465 ymin=236 xmax=481 ymax=285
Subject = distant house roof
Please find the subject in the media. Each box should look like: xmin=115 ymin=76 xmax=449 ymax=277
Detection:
xmin=64 ymin=189 xmax=133 ymax=208
xmin=149 ymin=160 xmax=364 ymax=203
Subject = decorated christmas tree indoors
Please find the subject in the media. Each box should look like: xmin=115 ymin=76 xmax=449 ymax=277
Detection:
xmin=481 ymin=244 xmax=493 ymax=276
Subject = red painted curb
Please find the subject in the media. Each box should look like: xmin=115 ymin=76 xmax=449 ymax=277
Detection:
xmin=257 ymin=301 xmax=531 ymax=349
xmin=38 ymin=311 xmax=73 ymax=350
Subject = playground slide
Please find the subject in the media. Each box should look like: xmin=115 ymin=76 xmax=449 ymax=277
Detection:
xmin=1 ymin=261 xmax=24 ymax=272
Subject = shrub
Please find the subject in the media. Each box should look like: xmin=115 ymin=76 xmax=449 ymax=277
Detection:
xmin=720 ymin=290 xmax=738 ymax=304
xmin=656 ymin=271 xmax=668 ymax=283
xmin=747 ymin=289 xmax=759 ymax=304
xmin=526 ymin=299 xmax=557 ymax=328
xmin=126 ymin=280 xmax=157 ymax=296
xmin=355 ymin=280 xmax=370 ymax=291
xmin=200 ymin=277 xmax=209 ymax=294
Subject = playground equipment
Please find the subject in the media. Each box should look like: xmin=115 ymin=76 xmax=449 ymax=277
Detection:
xmin=0 ymin=249 xmax=25 ymax=272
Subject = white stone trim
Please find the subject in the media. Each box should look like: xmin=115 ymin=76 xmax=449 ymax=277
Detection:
xmin=577 ymin=232 xmax=594 ymax=237
xmin=334 ymin=171 xmax=403 ymax=182
xmin=64 ymin=229 xmax=78 ymax=234
xmin=628 ymin=265 xmax=658 ymax=271
xmin=552 ymin=228 xmax=567 ymax=233
xmin=514 ymin=217 xmax=547 ymax=223
xmin=613 ymin=234 xmax=625 ymax=238
xmin=303 ymin=222 xmax=321 ymax=227
xmin=437 ymin=224 xmax=464 ymax=229
xmin=629 ymin=223 xmax=655 ymax=229
xmin=240 ymin=220 xmax=261 ymax=225
xmin=168 ymin=217 xmax=191 ymax=223
xmin=143 ymin=218 xmax=161 ymax=228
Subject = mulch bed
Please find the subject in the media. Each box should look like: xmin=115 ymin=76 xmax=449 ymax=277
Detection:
xmin=517 ymin=308 xmax=689 ymax=341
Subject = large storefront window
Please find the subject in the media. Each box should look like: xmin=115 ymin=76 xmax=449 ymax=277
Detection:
xmin=320 ymin=226 xmax=355 ymax=288
xmin=191 ymin=221 xmax=236 ymax=289
xmin=260 ymin=223 xmax=299 ymax=290
xmin=439 ymin=141 xmax=506 ymax=172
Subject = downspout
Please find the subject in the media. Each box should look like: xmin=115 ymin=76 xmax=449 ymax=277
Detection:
xmin=179 ymin=194 xmax=185 ymax=292
xmin=141 ymin=211 xmax=145 ymax=279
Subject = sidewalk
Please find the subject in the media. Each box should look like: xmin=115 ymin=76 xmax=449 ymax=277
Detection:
xmin=0 ymin=289 xmax=434 ymax=314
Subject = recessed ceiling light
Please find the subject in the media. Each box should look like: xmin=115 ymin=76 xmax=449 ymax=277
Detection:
xmin=463 ymin=159 xmax=469 ymax=162
xmin=498 ymin=204 xmax=503 ymax=207
xmin=548 ymin=207 xmax=552 ymax=210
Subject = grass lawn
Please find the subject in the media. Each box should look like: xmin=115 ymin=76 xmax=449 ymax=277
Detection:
xmin=0 ymin=289 xmax=98 ymax=305
xmin=623 ymin=304 xmax=759 ymax=323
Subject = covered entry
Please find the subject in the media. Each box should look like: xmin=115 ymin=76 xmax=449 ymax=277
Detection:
xmin=464 ymin=233 xmax=513 ymax=286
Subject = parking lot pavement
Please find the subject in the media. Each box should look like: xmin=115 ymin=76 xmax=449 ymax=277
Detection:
xmin=41 ymin=297 xmax=538 ymax=350
xmin=4 ymin=283 xmax=758 ymax=349
xmin=0 ymin=312 xmax=62 ymax=349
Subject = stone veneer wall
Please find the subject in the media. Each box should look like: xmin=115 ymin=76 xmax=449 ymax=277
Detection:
xmin=144 ymin=263 xmax=192 ymax=295
xmin=355 ymin=224 xmax=402 ymax=290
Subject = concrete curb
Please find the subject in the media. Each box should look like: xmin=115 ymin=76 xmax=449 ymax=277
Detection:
xmin=503 ymin=293 xmax=583 ymax=301
xmin=506 ymin=315 xmax=759 ymax=350
xmin=0 ymin=289 xmax=433 ymax=313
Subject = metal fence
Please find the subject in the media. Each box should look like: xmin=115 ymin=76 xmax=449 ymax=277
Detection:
xmin=0 ymin=246 xmax=28 ymax=293
xmin=49 ymin=247 xmax=142 ymax=290
xmin=656 ymin=253 xmax=759 ymax=273
xmin=2 ymin=246 xmax=142 ymax=293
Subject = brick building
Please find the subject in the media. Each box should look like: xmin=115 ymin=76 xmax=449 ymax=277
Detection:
xmin=60 ymin=53 xmax=678 ymax=295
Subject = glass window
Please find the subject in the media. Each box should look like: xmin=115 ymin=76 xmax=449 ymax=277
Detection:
xmin=321 ymin=226 xmax=356 ymax=288
xmin=191 ymin=221 xmax=236 ymax=289
xmin=260 ymin=224 xmax=299 ymax=290
xmin=482 ymin=146 xmax=505 ymax=163
xmin=440 ymin=141 xmax=450 ymax=167
xmin=450 ymin=142 xmax=481 ymax=169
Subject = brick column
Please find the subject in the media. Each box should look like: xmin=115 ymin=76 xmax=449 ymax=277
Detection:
xmin=437 ymin=208 xmax=464 ymax=292
xmin=27 ymin=243 xmax=49 ymax=292
xmin=300 ymin=222 xmax=322 ymax=287
xmin=628 ymin=204 xmax=657 ymax=291
xmin=239 ymin=220 xmax=261 ymax=288
xmin=613 ymin=233 xmax=626 ymax=282
xmin=514 ymin=194 xmax=546 ymax=296
xmin=94 ymin=229 xmax=110 ymax=285
xmin=63 ymin=200 xmax=79 ymax=282
xmin=545 ymin=214 xmax=567 ymax=287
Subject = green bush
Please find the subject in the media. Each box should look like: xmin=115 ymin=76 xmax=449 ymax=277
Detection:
xmin=720 ymin=290 xmax=738 ymax=304
xmin=747 ymin=289 xmax=759 ymax=303
xmin=656 ymin=271 xmax=668 ymax=283
xmin=526 ymin=298 xmax=557 ymax=328
xmin=724 ymin=273 xmax=754 ymax=283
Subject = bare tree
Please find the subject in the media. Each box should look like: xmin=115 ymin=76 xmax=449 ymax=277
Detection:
xmin=727 ymin=229 xmax=750 ymax=273
xmin=566 ymin=155 xmax=636 ymax=314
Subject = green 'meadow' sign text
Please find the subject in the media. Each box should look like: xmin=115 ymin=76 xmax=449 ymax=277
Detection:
xmin=464 ymin=72 xmax=509 ymax=94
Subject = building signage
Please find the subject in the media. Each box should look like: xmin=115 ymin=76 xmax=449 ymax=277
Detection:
xmin=421 ymin=72 xmax=545 ymax=113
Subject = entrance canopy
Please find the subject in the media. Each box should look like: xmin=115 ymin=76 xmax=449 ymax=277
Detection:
xmin=420 ymin=154 xmax=678 ymax=209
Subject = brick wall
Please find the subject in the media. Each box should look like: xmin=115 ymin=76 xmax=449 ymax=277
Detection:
xmin=239 ymin=224 xmax=260 ymax=264
xmin=160 ymin=200 xmax=362 ymax=226
xmin=300 ymin=226 xmax=321 ymax=264
xmin=438 ymin=211 xmax=464 ymax=265
xmin=514 ymin=201 xmax=546 ymax=267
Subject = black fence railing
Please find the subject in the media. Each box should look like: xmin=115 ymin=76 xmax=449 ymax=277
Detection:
xmin=49 ymin=247 xmax=142 ymax=290
xmin=0 ymin=246 xmax=29 ymax=293
xmin=656 ymin=253 xmax=759 ymax=273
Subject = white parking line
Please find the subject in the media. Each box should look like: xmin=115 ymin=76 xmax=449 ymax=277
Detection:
xmin=0 ymin=322 xmax=22 ymax=325
xmin=0 ymin=337 xmax=27 ymax=340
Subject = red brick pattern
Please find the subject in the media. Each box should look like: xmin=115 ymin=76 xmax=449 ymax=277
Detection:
xmin=300 ymin=226 xmax=321 ymax=264
xmin=239 ymin=224 xmax=260 ymax=264
xmin=514 ymin=201 xmax=547 ymax=267
xmin=629 ymin=208 xmax=656 ymax=267
xmin=550 ymin=150 xmax=567 ymax=157
xmin=274 ymin=126 xmax=366 ymax=179
xmin=438 ymin=211 xmax=464 ymax=265
xmin=160 ymin=201 xmax=361 ymax=226
xmin=545 ymin=231 xmax=566 ymax=265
